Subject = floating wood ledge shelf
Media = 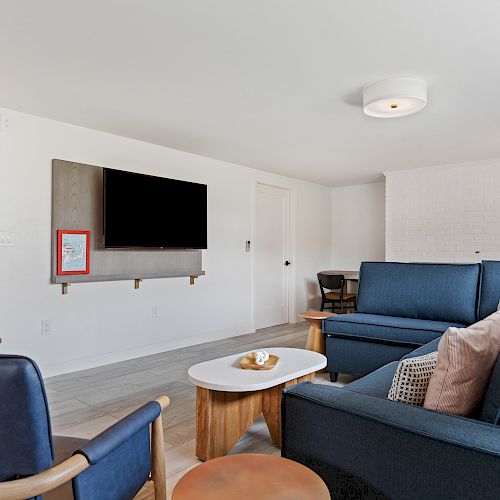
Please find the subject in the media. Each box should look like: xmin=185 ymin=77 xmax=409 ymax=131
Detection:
xmin=55 ymin=272 xmax=205 ymax=294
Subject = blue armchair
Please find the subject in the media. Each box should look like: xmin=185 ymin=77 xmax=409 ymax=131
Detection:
xmin=0 ymin=354 xmax=169 ymax=500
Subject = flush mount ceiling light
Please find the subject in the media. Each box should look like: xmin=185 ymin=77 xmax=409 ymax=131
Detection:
xmin=362 ymin=76 xmax=427 ymax=118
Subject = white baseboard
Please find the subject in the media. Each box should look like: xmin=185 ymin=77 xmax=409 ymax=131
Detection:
xmin=42 ymin=327 xmax=255 ymax=378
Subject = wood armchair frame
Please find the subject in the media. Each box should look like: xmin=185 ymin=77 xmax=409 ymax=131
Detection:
xmin=0 ymin=396 xmax=170 ymax=500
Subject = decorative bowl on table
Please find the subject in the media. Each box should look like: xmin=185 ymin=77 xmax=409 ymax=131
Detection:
xmin=240 ymin=351 xmax=279 ymax=370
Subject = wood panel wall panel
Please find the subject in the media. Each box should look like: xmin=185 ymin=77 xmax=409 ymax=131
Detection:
xmin=51 ymin=160 xmax=204 ymax=284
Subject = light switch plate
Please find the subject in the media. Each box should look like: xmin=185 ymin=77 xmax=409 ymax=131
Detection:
xmin=0 ymin=232 xmax=15 ymax=246
xmin=41 ymin=320 xmax=51 ymax=336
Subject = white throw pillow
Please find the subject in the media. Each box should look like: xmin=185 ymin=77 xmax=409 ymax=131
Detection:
xmin=388 ymin=352 xmax=438 ymax=406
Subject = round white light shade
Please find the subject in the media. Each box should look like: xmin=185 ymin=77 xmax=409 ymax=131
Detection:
xmin=363 ymin=77 xmax=427 ymax=118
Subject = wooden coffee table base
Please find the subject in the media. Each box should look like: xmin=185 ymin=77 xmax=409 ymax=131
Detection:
xmin=195 ymin=373 xmax=314 ymax=461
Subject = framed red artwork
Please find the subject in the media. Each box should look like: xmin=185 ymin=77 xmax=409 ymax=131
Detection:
xmin=57 ymin=230 xmax=90 ymax=275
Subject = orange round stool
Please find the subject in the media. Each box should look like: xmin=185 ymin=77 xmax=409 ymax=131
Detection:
xmin=172 ymin=453 xmax=330 ymax=500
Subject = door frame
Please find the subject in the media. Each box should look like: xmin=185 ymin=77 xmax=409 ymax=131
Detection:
xmin=251 ymin=181 xmax=296 ymax=331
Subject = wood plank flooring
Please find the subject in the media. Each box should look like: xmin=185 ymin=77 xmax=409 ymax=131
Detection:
xmin=45 ymin=322 xmax=347 ymax=498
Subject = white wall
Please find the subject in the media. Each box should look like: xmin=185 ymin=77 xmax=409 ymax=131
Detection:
xmin=386 ymin=159 xmax=500 ymax=262
xmin=0 ymin=108 xmax=332 ymax=376
xmin=331 ymin=182 xmax=385 ymax=270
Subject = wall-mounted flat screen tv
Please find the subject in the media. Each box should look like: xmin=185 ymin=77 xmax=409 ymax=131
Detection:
xmin=103 ymin=168 xmax=207 ymax=249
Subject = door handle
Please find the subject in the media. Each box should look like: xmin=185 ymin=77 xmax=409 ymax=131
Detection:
xmin=284 ymin=260 xmax=291 ymax=266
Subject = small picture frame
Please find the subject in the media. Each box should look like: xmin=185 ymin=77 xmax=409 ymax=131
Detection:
xmin=57 ymin=230 xmax=90 ymax=275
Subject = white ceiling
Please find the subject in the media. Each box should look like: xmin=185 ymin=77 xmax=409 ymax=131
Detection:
xmin=1 ymin=1 xmax=500 ymax=186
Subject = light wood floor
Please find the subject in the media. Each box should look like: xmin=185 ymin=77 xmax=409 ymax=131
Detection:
xmin=45 ymin=322 xmax=346 ymax=498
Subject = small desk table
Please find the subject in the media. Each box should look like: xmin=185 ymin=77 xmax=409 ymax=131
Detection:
xmin=298 ymin=311 xmax=336 ymax=354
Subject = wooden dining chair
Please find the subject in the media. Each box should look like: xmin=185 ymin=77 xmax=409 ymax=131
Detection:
xmin=317 ymin=273 xmax=357 ymax=312
xmin=0 ymin=354 xmax=169 ymax=500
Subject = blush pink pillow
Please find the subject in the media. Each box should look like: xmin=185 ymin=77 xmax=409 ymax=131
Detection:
xmin=423 ymin=311 xmax=500 ymax=416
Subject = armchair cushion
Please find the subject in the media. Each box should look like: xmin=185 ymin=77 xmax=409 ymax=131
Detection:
xmin=323 ymin=313 xmax=462 ymax=346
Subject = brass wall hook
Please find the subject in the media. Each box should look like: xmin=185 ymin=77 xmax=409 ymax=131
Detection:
xmin=134 ymin=278 xmax=143 ymax=289
xmin=62 ymin=283 xmax=70 ymax=295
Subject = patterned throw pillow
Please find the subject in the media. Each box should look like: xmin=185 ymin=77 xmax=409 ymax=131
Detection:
xmin=388 ymin=352 xmax=438 ymax=406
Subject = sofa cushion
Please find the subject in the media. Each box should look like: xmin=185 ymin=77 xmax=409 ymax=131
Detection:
xmin=402 ymin=337 xmax=441 ymax=359
xmin=343 ymin=361 xmax=399 ymax=399
xmin=478 ymin=260 xmax=500 ymax=320
xmin=424 ymin=311 xmax=500 ymax=416
xmin=323 ymin=313 xmax=463 ymax=346
xmin=481 ymin=356 xmax=500 ymax=424
xmin=356 ymin=262 xmax=480 ymax=325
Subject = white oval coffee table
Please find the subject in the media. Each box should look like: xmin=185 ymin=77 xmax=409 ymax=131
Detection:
xmin=188 ymin=347 xmax=326 ymax=461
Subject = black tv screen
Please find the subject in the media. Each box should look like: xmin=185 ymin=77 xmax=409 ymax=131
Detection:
xmin=103 ymin=169 xmax=207 ymax=249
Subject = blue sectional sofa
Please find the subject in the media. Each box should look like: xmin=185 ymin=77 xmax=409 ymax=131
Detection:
xmin=323 ymin=262 xmax=481 ymax=380
xmin=281 ymin=260 xmax=500 ymax=499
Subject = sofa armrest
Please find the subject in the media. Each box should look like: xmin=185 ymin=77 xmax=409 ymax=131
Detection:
xmin=282 ymin=382 xmax=500 ymax=500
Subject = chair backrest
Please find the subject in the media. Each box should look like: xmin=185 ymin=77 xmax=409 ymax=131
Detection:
xmin=356 ymin=262 xmax=480 ymax=325
xmin=478 ymin=260 xmax=500 ymax=320
xmin=0 ymin=355 xmax=54 ymax=482
xmin=317 ymin=273 xmax=345 ymax=296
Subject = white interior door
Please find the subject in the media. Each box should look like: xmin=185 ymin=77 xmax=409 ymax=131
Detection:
xmin=255 ymin=184 xmax=291 ymax=329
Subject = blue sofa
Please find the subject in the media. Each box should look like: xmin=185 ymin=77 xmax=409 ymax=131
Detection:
xmin=281 ymin=260 xmax=500 ymax=499
xmin=323 ymin=262 xmax=482 ymax=380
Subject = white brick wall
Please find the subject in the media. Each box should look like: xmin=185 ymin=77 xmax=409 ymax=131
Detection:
xmin=385 ymin=159 xmax=500 ymax=263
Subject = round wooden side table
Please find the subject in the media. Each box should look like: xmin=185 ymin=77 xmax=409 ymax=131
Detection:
xmin=172 ymin=454 xmax=330 ymax=500
xmin=298 ymin=311 xmax=336 ymax=354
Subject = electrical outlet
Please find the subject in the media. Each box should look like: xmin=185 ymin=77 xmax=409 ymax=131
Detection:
xmin=152 ymin=306 xmax=159 ymax=319
xmin=0 ymin=113 xmax=9 ymax=130
xmin=41 ymin=320 xmax=52 ymax=336
xmin=0 ymin=231 xmax=15 ymax=246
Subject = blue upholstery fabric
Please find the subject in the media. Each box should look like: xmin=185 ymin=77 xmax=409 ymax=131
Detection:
xmin=343 ymin=361 xmax=398 ymax=399
xmin=481 ymin=355 xmax=500 ymax=424
xmin=282 ymin=382 xmax=500 ymax=500
xmin=73 ymin=427 xmax=151 ymax=500
xmin=0 ymin=355 xmax=54 ymax=482
xmin=76 ymin=401 xmax=160 ymax=464
xmin=323 ymin=313 xmax=460 ymax=345
xmin=356 ymin=262 xmax=480 ymax=324
xmin=326 ymin=336 xmax=414 ymax=376
xmin=478 ymin=260 xmax=500 ymax=319
xmin=402 ymin=337 xmax=441 ymax=359
xmin=73 ymin=401 xmax=160 ymax=500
